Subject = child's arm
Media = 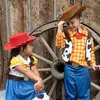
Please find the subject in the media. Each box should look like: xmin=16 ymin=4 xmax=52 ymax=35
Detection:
xmin=31 ymin=64 xmax=41 ymax=77
xmin=31 ymin=64 xmax=45 ymax=93
xmin=90 ymin=39 xmax=96 ymax=66
xmin=56 ymin=21 xmax=66 ymax=48
xmin=30 ymin=56 xmax=41 ymax=77
xmin=57 ymin=21 xmax=65 ymax=33
xmin=90 ymin=39 xmax=100 ymax=70
xmin=15 ymin=65 xmax=44 ymax=93
xmin=15 ymin=65 xmax=41 ymax=81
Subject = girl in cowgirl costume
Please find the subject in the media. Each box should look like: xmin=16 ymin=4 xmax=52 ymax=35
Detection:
xmin=4 ymin=32 xmax=51 ymax=100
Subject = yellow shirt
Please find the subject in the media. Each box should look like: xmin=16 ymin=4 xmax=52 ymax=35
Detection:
xmin=10 ymin=56 xmax=38 ymax=68
xmin=56 ymin=27 xmax=96 ymax=67
xmin=9 ymin=55 xmax=38 ymax=77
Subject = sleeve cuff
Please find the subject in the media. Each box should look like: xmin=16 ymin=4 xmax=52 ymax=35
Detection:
xmin=89 ymin=61 xmax=96 ymax=66
xmin=56 ymin=32 xmax=65 ymax=48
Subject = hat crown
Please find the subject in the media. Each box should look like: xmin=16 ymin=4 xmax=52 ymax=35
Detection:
xmin=59 ymin=5 xmax=86 ymax=21
xmin=10 ymin=32 xmax=29 ymax=46
xmin=63 ymin=5 xmax=79 ymax=14
xmin=4 ymin=32 xmax=36 ymax=50
xmin=10 ymin=32 xmax=28 ymax=42
xmin=64 ymin=5 xmax=79 ymax=19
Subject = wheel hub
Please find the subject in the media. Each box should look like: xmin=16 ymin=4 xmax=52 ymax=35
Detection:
xmin=51 ymin=59 xmax=65 ymax=79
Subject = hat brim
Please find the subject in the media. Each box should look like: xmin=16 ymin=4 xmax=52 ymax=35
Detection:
xmin=58 ymin=6 xmax=86 ymax=22
xmin=4 ymin=36 xmax=36 ymax=50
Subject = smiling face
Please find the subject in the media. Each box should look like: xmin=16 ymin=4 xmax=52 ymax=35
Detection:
xmin=66 ymin=15 xmax=82 ymax=32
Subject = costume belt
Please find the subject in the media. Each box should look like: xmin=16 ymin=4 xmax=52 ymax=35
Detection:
xmin=67 ymin=61 xmax=79 ymax=67
xmin=7 ymin=75 xmax=24 ymax=81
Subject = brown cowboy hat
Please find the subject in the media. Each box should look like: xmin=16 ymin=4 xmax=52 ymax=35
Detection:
xmin=58 ymin=5 xmax=86 ymax=22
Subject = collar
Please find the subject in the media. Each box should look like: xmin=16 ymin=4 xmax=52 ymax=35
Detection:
xmin=17 ymin=55 xmax=31 ymax=64
xmin=68 ymin=26 xmax=88 ymax=37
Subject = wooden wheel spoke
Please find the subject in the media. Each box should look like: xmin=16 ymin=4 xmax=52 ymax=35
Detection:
xmin=57 ymin=48 xmax=63 ymax=58
xmin=62 ymin=82 xmax=65 ymax=100
xmin=38 ymin=68 xmax=51 ymax=72
xmin=40 ymin=36 xmax=58 ymax=60
xmin=32 ymin=53 xmax=53 ymax=65
xmin=91 ymin=82 xmax=100 ymax=91
xmin=95 ymin=45 xmax=100 ymax=51
xmin=48 ymin=79 xmax=58 ymax=96
xmin=43 ymin=75 xmax=53 ymax=83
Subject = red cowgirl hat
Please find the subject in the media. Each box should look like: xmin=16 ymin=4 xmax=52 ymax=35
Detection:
xmin=4 ymin=32 xmax=36 ymax=50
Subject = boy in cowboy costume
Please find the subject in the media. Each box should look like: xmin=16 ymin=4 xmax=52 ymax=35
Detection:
xmin=56 ymin=5 xmax=100 ymax=100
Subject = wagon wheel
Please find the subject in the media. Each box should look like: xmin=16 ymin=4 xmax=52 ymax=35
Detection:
xmin=30 ymin=20 xmax=100 ymax=100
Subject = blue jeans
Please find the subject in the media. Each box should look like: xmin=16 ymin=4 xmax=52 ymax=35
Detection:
xmin=64 ymin=64 xmax=90 ymax=100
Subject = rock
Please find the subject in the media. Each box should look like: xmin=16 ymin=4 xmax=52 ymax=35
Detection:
xmin=0 ymin=90 xmax=5 ymax=100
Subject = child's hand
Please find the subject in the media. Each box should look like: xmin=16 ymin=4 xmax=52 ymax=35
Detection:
xmin=58 ymin=21 xmax=65 ymax=27
xmin=34 ymin=79 xmax=44 ymax=93
xmin=92 ymin=65 xmax=100 ymax=70
xmin=57 ymin=21 xmax=65 ymax=34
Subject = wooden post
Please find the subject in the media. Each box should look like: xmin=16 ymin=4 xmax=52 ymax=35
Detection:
xmin=28 ymin=0 xmax=32 ymax=33
xmin=5 ymin=0 xmax=11 ymax=41
xmin=0 ymin=11 xmax=4 ymax=88
xmin=52 ymin=0 xmax=57 ymax=100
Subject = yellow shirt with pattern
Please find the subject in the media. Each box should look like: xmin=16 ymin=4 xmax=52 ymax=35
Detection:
xmin=56 ymin=27 xmax=96 ymax=67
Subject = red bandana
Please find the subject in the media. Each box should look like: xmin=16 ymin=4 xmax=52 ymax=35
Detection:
xmin=74 ymin=33 xmax=85 ymax=39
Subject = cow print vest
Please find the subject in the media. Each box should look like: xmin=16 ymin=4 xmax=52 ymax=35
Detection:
xmin=62 ymin=27 xmax=92 ymax=62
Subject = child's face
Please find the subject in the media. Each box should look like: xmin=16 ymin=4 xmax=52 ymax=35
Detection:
xmin=67 ymin=16 xmax=82 ymax=31
xmin=23 ymin=42 xmax=33 ymax=56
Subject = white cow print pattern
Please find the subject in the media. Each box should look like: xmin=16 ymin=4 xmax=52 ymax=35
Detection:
xmin=33 ymin=93 xmax=52 ymax=100
xmin=86 ymin=38 xmax=92 ymax=61
xmin=62 ymin=39 xmax=92 ymax=62
xmin=62 ymin=40 xmax=72 ymax=62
